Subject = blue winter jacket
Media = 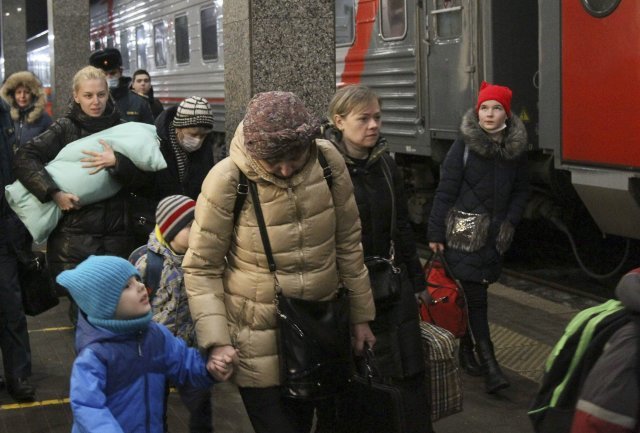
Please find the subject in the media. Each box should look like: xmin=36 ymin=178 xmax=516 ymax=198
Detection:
xmin=70 ymin=313 xmax=214 ymax=433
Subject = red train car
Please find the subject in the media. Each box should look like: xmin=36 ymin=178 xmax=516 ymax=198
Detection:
xmin=540 ymin=0 xmax=640 ymax=239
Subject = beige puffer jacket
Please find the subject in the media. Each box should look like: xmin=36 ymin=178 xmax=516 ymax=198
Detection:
xmin=183 ymin=123 xmax=375 ymax=388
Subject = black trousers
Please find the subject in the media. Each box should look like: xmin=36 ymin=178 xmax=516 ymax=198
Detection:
xmin=0 ymin=222 xmax=32 ymax=380
xmin=239 ymin=386 xmax=314 ymax=433
xmin=463 ymin=280 xmax=490 ymax=342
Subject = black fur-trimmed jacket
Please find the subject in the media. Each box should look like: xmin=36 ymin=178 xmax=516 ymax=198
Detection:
xmin=12 ymin=100 xmax=150 ymax=279
xmin=326 ymin=127 xmax=425 ymax=380
xmin=427 ymin=109 xmax=529 ymax=284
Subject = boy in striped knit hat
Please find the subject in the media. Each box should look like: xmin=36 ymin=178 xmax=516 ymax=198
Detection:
xmin=134 ymin=194 xmax=225 ymax=433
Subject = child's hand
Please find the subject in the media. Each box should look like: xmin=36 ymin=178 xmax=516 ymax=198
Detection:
xmin=206 ymin=345 xmax=239 ymax=381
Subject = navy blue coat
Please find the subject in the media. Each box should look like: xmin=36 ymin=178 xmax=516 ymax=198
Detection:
xmin=427 ymin=109 xmax=529 ymax=283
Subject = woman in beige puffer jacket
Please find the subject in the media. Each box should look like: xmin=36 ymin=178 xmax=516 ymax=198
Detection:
xmin=183 ymin=91 xmax=375 ymax=432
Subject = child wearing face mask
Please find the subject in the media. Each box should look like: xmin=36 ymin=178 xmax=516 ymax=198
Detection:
xmin=130 ymin=96 xmax=226 ymax=244
xmin=134 ymin=194 xmax=219 ymax=433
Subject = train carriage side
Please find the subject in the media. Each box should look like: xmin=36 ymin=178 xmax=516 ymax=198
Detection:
xmin=539 ymin=0 xmax=640 ymax=239
xmin=89 ymin=0 xmax=226 ymax=133
xmin=336 ymin=0 xmax=424 ymax=156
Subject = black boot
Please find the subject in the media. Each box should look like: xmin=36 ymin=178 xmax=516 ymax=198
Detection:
xmin=7 ymin=377 xmax=36 ymax=403
xmin=476 ymin=340 xmax=510 ymax=394
xmin=458 ymin=334 xmax=482 ymax=376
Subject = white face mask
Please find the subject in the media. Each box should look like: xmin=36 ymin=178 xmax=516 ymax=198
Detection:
xmin=180 ymin=134 xmax=204 ymax=152
xmin=107 ymin=77 xmax=120 ymax=89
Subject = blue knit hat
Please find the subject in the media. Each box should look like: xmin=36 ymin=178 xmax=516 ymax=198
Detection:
xmin=57 ymin=255 xmax=149 ymax=333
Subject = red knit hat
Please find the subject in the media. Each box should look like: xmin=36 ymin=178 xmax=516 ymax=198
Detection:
xmin=476 ymin=81 xmax=512 ymax=116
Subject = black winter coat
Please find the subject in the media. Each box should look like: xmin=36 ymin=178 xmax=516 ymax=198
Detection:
xmin=129 ymin=106 xmax=225 ymax=239
xmin=327 ymin=129 xmax=425 ymax=380
xmin=12 ymin=100 xmax=150 ymax=279
xmin=111 ymin=76 xmax=154 ymax=124
xmin=427 ymin=109 xmax=529 ymax=283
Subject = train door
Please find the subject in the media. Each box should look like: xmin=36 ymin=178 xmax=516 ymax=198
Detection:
xmin=424 ymin=0 xmax=476 ymax=140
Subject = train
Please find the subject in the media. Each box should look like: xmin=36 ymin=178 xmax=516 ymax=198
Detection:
xmin=30 ymin=0 xmax=640 ymax=276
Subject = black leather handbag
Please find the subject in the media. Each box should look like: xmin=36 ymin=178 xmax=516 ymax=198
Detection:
xmin=248 ymin=180 xmax=352 ymax=401
xmin=364 ymin=156 xmax=403 ymax=304
xmin=340 ymin=346 xmax=406 ymax=433
xmin=16 ymin=250 xmax=59 ymax=316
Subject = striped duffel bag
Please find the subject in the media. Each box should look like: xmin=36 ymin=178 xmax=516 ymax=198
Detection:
xmin=420 ymin=321 xmax=463 ymax=421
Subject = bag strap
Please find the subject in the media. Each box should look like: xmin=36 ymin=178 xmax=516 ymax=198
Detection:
xmin=379 ymin=155 xmax=396 ymax=260
xmin=145 ymin=249 xmax=164 ymax=299
xmin=248 ymin=180 xmax=278 ymax=275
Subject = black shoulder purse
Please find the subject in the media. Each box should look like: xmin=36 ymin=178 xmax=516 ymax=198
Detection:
xmin=364 ymin=156 xmax=405 ymax=305
xmin=13 ymin=247 xmax=59 ymax=316
xmin=248 ymin=180 xmax=352 ymax=401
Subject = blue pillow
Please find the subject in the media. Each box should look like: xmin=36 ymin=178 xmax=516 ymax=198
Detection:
xmin=5 ymin=122 xmax=167 ymax=243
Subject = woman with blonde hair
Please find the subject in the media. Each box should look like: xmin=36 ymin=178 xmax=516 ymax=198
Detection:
xmin=1 ymin=71 xmax=52 ymax=151
xmin=13 ymin=66 xmax=151 ymax=322
xmin=322 ymin=84 xmax=429 ymax=433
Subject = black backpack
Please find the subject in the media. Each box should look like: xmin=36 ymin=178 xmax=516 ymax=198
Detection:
xmin=528 ymin=299 xmax=632 ymax=432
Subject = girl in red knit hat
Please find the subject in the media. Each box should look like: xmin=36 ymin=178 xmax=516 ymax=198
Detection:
xmin=427 ymin=81 xmax=529 ymax=394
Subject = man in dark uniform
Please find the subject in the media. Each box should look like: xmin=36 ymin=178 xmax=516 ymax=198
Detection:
xmin=89 ymin=48 xmax=154 ymax=124
xmin=0 ymin=98 xmax=36 ymax=402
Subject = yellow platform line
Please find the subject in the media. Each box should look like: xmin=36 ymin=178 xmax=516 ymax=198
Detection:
xmin=28 ymin=326 xmax=74 ymax=333
xmin=0 ymin=397 xmax=70 ymax=410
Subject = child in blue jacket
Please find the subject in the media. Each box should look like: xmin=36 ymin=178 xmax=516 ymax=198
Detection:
xmin=57 ymin=255 xmax=216 ymax=433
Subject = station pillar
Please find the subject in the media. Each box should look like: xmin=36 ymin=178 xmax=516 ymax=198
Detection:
xmin=223 ymin=1 xmax=335 ymax=146
xmin=47 ymin=0 xmax=90 ymax=118
xmin=1 ymin=0 xmax=27 ymax=77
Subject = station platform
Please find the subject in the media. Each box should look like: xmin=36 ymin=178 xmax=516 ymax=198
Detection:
xmin=0 ymin=278 xmax=599 ymax=433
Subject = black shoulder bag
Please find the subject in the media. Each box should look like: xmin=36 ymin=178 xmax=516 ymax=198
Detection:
xmin=247 ymin=179 xmax=352 ymax=401
xmin=364 ymin=156 xmax=404 ymax=305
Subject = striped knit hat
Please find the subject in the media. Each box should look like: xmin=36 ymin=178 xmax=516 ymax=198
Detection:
xmin=56 ymin=256 xmax=151 ymax=333
xmin=156 ymin=195 xmax=196 ymax=242
xmin=172 ymin=96 xmax=214 ymax=129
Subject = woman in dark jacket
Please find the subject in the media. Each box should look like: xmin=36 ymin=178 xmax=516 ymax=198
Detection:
xmin=13 ymin=66 xmax=149 ymax=295
xmin=1 ymin=71 xmax=52 ymax=151
xmin=427 ymin=81 xmax=529 ymax=394
xmin=324 ymin=84 xmax=429 ymax=433
xmin=132 ymin=96 xmax=225 ymax=241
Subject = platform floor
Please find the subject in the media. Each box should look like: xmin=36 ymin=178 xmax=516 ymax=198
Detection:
xmin=0 ymin=278 xmax=598 ymax=433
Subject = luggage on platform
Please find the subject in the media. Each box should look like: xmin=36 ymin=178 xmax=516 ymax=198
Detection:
xmin=420 ymin=321 xmax=463 ymax=421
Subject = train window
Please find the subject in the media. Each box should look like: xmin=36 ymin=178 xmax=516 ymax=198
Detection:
xmin=200 ymin=6 xmax=218 ymax=61
xmin=581 ymin=0 xmax=621 ymax=17
xmin=336 ymin=0 xmax=355 ymax=46
xmin=175 ymin=15 xmax=190 ymax=64
xmin=381 ymin=0 xmax=407 ymax=40
xmin=153 ymin=21 xmax=168 ymax=68
xmin=119 ymin=31 xmax=130 ymax=72
xmin=136 ymin=25 xmax=147 ymax=70
xmin=433 ymin=0 xmax=462 ymax=41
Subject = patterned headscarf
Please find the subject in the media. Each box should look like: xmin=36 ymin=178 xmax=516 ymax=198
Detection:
xmin=243 ymin=91 xmax=320 ymax=160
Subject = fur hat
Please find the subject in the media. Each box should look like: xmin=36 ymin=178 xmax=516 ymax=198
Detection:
xmin=156 ymin=195 xmax=196 ymax=242
xmin=243 ymin=91 xmax=320 ymax=160
xmin=172 ymin=96 xmax=214 ymax=129
xmin=56 ymin=256 xmax=148 ymax=333
xmin=476 ymin=81 xmax=513 ymax=117
xmin=0 ymin=71 xmax=47 ymax=123
xmin=89 ymin=48 xmax=123 ymax=71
